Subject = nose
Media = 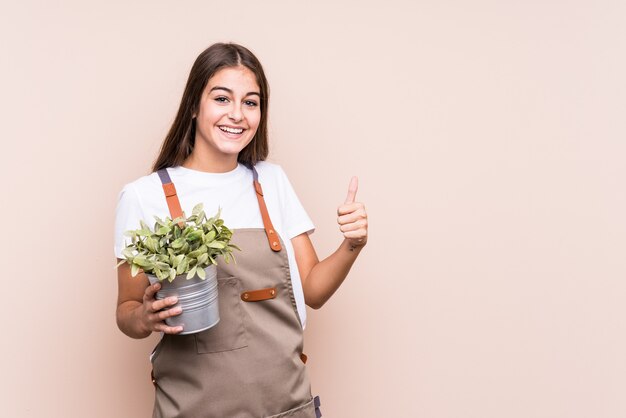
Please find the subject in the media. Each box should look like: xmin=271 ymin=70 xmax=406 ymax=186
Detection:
xmin=228 ymin=104 xmax=243 ymax=122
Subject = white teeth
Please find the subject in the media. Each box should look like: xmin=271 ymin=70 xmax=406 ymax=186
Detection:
xmin=219 ymin=126 xmax=243 ymax=134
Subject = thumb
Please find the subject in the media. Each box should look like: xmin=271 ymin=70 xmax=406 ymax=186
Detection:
xmin=344 ymin=176 xmax=359 ymax=204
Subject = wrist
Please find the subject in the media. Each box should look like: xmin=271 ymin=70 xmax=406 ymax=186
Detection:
xmin=117 ymin=301 xmax=151 ymax=339
xmin=135 ymin=305 xmax=152 ymax=337
xmin=345 ymin=239 xmax=366 ymax=252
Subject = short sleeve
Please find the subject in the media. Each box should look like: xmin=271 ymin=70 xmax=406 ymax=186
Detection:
xmin=113 ymin=184 xmax=145 ymax=259
xmin=276 ymin=166 xmax=315 ymax=239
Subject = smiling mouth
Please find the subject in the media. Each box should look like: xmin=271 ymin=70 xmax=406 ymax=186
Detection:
xmin=218 ymin=126 xmax=244 ymax=134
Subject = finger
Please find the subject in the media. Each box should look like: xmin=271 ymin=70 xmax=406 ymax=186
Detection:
xmin=337 ymin=209 xmax=367 ymax=225
xmin=343 ymin=230 xmax=367 ymax=240
xmin=151 ymin=296 xmax=179 ymax=312
xmin=157 ymin=306 xmax=183 ymax=321
xmin=156 ymin=323 xmax=184 ymax=334
xmin=344 ymin=176 xmax=358 ymax=204
xmin=143 ymin=282 xmax=160 ymax=301
xmin=340 ymin=219 xmax=368 ymax=233
xmin=337 ymin=202 xmax=365 ymax=216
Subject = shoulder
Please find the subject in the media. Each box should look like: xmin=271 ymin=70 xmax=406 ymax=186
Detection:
xmin=117 ymin=171 xmax=161 ymax=204
xmin=127 ymin=171 xmax=161 ymax=190
xmin=254 ymin=161 xmax=287 ymax=179
xmin=254 ymin=161 xmax=295 ymax=188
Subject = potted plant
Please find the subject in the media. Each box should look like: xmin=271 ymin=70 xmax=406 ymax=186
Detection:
xmin=116 ymin=203 xmax=240 ymax=334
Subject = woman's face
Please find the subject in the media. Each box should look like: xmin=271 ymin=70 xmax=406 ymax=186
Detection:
xmin=193 ymin=65 xmax=261 ymax=167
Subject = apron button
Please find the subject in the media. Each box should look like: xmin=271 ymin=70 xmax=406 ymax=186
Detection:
xmin=272 ymin=242 xmax=278 ymax=247
xmin=243 ymin=293 xmax=249 ymax=300
xmin=270 ymin=289 xmax=275 ymax=296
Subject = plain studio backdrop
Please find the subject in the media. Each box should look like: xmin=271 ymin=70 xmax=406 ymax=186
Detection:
xmin=1 ymin=1 xmax=625 ymax=417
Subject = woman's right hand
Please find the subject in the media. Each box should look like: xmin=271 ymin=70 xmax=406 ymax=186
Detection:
xmin=140 ymin=282 xmax=184 ymax=334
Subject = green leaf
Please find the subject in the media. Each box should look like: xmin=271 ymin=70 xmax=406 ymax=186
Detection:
xmin=131 ymin=263 xmax=140 ymax=276
xmin=145 ymin=237 xmax=158 ymax=253
xmin=204 ymin=230 xmax=216 ymax=243
xmin=171 ymin=254 xmax=184 ymax=268
xmin=155 ymin=261 xmax=170 ymax=270
xmin=133 ymin=255 xmax=151 ymax=267
xmin=197 ymin=253 xmax=208 ymax=265
xmin=122 ymin=248 xmax=135 ymax=259
xmin=197 ymin=266 xmax=206 ymax=279
xmin=156 ymin=226 xmax=170 ymax=236
xmin=186 ymin=230 xmax=203 ymax=242
xmin=192 ymin=203 xmax=204 ymax=216
xmin=187 ymin=249 xmax=202 ymax=259
xmin=171 ymin=238 xmax=185 ymax=249
xmin=153 ymin=215 xmax=167 ymax=227
xmin=186 ymin=266 xmax=197 ymax=280
xmin=208 ymin=241 xmax=225 ymax=249
xmin=169 ymin=268 xmax=176 ymax=282
xmin=176 ymin=257 xmax=189 ymax=275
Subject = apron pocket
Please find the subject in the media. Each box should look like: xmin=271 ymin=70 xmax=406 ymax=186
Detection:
xmin=265 ymin=397 xmax=317 ymax=418
xmin=195 ymin=277 xmax=248 ymax=353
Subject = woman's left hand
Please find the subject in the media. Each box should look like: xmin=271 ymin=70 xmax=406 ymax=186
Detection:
xmin=337 ymin=176 xmax=368 ymax=250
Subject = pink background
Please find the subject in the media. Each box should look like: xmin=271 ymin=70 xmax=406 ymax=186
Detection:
xmin=2 ymin=1 xmax=625 ymax=417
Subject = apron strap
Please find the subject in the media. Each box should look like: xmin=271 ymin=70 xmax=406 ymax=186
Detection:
xmin=251 ymin=166 xmax=282 ymax=252
xmin=156 ymin=165 xmax=282 ymax=252
xmin=314 ymin=395 xmax=322 ymax=417
xmin=157 ymin=168 xmax=185 ymax=228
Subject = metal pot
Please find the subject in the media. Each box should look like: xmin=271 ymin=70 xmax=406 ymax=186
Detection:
xmin=146 ymin=265 xmax=219 ymax=335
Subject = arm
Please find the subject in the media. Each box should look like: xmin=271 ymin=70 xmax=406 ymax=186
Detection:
xmin=116 ymin=259 xmax=184 ymax=338
xmin=293 ymin=177 xmax=368 ymax=309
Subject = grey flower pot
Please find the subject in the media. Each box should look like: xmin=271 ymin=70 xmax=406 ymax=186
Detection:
xmin=147 ymin=265 xmax=220 ymax=335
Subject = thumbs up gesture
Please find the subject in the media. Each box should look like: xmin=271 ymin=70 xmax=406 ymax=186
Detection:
xmin=337 ymin=176 xmax=368 ymax=249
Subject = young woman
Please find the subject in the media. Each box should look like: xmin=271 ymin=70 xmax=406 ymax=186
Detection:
xmin=115 ymin=42 xmax=368 ymax=417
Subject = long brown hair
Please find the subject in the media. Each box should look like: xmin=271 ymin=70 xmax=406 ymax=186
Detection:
xmin=152 ymin=43 xmax=270 ymax=172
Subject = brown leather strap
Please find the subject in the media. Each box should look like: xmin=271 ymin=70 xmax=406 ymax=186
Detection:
xmin=162 ymin=183 xmax=186 ymax=227
xmin=241 ymin=287 xmax=277 ymax=302
xmin=253 ymin=179 xmax=282 ymax=252
xmin=157 ymin=169 xmax=185 ymax=228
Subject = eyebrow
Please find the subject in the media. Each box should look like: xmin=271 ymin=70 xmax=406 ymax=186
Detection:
xmin=209 ymin=86 xmax=260 ymax=97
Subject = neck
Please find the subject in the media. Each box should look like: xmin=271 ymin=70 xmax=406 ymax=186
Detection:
xmin=182 ymin=151 xmax=238 ymax=173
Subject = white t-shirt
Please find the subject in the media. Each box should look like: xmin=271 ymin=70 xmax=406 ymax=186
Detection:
xmin=114 ymin=161 xmax=314 ymax=328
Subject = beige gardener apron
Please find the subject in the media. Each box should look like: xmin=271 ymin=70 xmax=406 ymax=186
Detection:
xmin=150 ymin=166 xmax=322 ymax=418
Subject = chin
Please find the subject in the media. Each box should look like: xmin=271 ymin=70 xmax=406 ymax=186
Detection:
xmin=217 ymin=145 xmax=248 ymax=156
xmin=222 ymin=141 xmax=253 ymax=153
